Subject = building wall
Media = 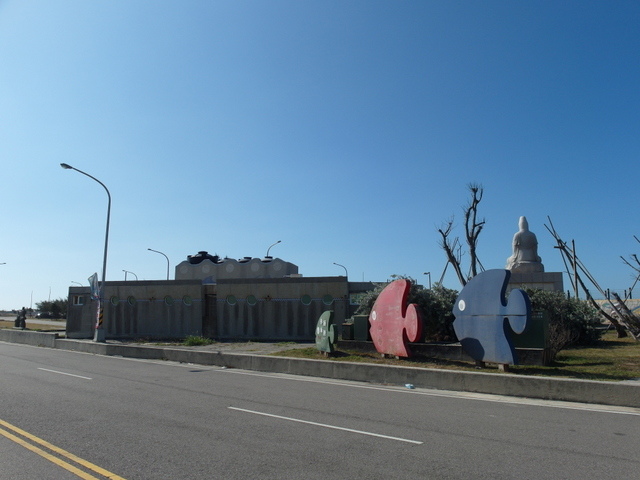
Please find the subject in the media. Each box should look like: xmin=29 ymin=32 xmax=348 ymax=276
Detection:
xmin=66 ymin=280 xmax=203 ymax=339
xmin=67 ymin=277 xmax=373 ymax=341
xmin=175 ymin=256 xmax=298 ymax=282
xmin=67 ymin=286 xmax=95 ymax=339
xmin=214 ymin=277 xmax=349 ymax=341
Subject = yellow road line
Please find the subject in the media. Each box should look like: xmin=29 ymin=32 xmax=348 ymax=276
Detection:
xmin=0 ymin=419 xmax=126 ymax=480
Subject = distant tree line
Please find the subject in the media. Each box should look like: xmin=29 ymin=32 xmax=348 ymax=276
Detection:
xmin=34 ymin=298 xmax=68 ymax=318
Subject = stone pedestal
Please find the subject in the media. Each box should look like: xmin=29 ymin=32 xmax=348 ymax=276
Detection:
xmin=507 ymin=271 xmax=564 ymax=293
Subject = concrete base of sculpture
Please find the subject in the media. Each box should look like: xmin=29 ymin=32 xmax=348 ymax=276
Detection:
xmin=508 ymin=262 xmax=544 ymax=274
xmin=337 ymin=340 xmax=552 ymax=366
xmin=507 ymin=271 xmax=564 ymax=293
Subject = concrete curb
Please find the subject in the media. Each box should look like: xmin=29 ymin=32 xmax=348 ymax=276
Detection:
xmin=3 ymin=330 xmax=639 ymax=408
xmin=0 ymin=329 xmax=58 ymax=348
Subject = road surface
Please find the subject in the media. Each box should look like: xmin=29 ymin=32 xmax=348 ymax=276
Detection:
xmin=1 ymin=342 xmax=639 ymax=479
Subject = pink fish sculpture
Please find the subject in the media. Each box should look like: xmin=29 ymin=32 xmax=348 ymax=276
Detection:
xmin=369 ymin=279 xmax=422 ymax=357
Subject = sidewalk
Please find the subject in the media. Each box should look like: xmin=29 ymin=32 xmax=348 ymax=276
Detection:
xmin=1 ymin=328 xmax=639 ymax=409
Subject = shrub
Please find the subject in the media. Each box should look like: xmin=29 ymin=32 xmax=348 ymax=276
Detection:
xmin=524 ymin=288 xmax=604 ymax=357
xmin=355 ymin=276 xmax=458 ymax=342
xmin=183 ymin=335 xmax=215 ymax=346
xmin=356 ymin=277 xmax=605 ymax=355
xmin=412 ymin=284 xmax=458 ymax=342
xmin=354 ymin=282 xmax=389 ymax=317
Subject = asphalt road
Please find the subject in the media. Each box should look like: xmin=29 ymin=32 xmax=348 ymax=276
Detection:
xmin=1 ymin=342 xmax=639 ymax=480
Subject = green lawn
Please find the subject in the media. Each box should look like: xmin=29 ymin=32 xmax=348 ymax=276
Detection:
xmin=513 ymin=332 xmax=640 ymax=381
xmin=273 ymin=331 xmax=640 ymax=382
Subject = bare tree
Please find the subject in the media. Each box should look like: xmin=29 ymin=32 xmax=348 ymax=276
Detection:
xmin=464 ymin=183 xmax=485 ymax=278
xmin=437 ymin=218 xmax=467 ymax=287
xmin=545 ymin=218 xmax=640 ymax=340
xmin=438 ymin=183 xmax=485 ymax=287
xmin=620 ymin=235 xmax=640 ymax=298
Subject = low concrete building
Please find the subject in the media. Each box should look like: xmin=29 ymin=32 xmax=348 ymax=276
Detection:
xmin=66 ymin=280 xmax=204 ymax=339
xmin=203 ymin=276 xmax=350 ymax=340
xmin=175 ymin=251 xmax=299 ymax=282
xmin=66 ymin=255 xmax=373 ymax=341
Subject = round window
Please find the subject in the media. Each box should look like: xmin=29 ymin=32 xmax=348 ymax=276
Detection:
xmin=301 ymin=294 xmax=312 ymax=306
xmin=246 ymin=295 xmax=257 ymax=306
xmin=127 ymin=296 xmax=136 ymax=306
xmin=164 ymin=295 xmax=174 ymax=306
xmin=182 ymin=295 xmax=193 ymax=306
xmin=322 ymin=294 xmax=334 ymax=305
xmin=226 ymin=295 xmax=237 ymax=306
xmin=110 ymin=296 xmax=119 ymax=306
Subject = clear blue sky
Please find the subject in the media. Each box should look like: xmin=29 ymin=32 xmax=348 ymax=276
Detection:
xmin=1 ymin=1 xmax=639 ymax=311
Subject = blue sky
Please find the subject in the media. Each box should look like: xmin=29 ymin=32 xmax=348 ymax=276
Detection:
xmin=1 ymin=1 xmax=639 ymax=310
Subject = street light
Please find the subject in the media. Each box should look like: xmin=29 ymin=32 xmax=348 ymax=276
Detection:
xmin=265 ymin=240 xmax=281 ymax=258
xmin=423 ymin=272 xmax=432 ymax=289
xmin=333 ymin=262 xmax=348 ymax=278
xmin=148 ymin=248 xmax=170 ymax=280
xmin=71 ymin=281 xmax=83 ymax=287
xmin=122 ymin=269 xmax=138 ymax=281
xmin=61 ymin=163 xmax=111 ymax=342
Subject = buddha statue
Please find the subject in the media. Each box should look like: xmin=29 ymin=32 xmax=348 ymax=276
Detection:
xmin=506 ymin=216 xmax=544 ymax=273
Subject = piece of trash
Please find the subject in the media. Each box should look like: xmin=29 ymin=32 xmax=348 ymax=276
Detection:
xmin=405 ymin=383 xmax=415 ymax=389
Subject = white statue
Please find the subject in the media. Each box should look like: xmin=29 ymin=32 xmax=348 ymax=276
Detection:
xmin=506 ymin=216 xmax=544 ymax=273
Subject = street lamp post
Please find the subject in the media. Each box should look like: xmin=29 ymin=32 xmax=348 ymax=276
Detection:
xmin=333 ymin=262 xmax=348 ymax=278
xmin=61 ymin=163 xmax=111 ymax=342
xmin=123 ymin=270 xmax=138 ymax=281
xmin=148 ymin=248 xmax=170 ymax=280
xmin=423 ymin=272 xmax=432 ymax=289
xmin=265 ymin=240 xmax=281 ymax=258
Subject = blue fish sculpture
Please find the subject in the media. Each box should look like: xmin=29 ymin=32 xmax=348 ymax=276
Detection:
xmin=453 ymin=269 xmax=530 ymax=365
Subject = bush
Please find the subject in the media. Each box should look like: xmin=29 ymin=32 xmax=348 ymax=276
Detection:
xmin=356 ymin=277 xmax=604 ymax=356
xmin=183 ymin=335 xmax=214 ymax=346
xmin=524 ymin=288 xmax=604 ymax=357
xmin=412 ymin=284 xmax=458 ymax=342
xmin=356 ymin=276 xmax=458 ymax=342
xmin=354 ymin=282 xmax=389 ymax=317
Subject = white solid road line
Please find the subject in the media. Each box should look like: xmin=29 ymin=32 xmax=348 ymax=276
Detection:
xmin=16 ymin=345 xmax=638 ymax=417
xmin=37 ymin=368 xmax=93 ymax=380
xmin=220 ymin=369 xmax=640 ymax=417
xmin=228 ymin=406 xmax=423 ymax=445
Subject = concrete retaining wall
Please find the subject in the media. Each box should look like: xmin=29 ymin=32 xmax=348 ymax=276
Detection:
xmin=339 ymin=340 xmax=552 ymax=366
xmin=0 ymin=329 xmax=58 ymax=348
xmin=3 ymin=330 xmax=639 ymax=409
